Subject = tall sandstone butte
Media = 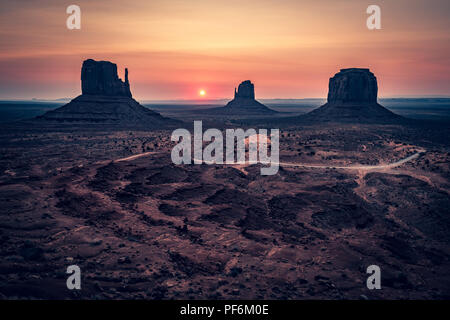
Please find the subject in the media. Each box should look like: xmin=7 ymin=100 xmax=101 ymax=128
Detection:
xmin=207 ymin=80 xmax=276 ymax=115
xmin=327 ymin=68 xmax=378 ymax=105
xmin=81 ymin=59 xmax=132 ymax=97
xmin=304 ymin=68 xmax=402 ymax=123
xmin=38 ymin=59 xmax=177 ymax=126
xmin=234 ymin=80 xmax=256 ymax=100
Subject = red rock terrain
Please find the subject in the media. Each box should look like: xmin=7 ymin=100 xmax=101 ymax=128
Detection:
xmin=0 ymin=123 xmax=449 ymax=299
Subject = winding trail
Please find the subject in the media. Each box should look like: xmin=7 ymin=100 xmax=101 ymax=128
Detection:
xmin=114 ymin=151 xmax=156 ymax=163
xmin=276 ymin=149 xmax=425 ymax=170
xmin=113 ymin=148 xmax=425 ymax=171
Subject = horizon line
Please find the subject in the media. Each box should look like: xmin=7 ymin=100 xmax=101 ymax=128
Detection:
xmin=2 ymin=95 xmax=450 ymax=103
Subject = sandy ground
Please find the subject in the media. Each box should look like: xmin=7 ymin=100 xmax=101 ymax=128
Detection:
xmin=0 ymin=123 xmax=449 ymax=299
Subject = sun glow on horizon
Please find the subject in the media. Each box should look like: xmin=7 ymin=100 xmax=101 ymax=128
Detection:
xmin=199 ymin=89 xmax=206 ymax=97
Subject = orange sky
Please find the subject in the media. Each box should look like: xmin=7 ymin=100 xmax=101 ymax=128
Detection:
xmin=0 ymin=0 xmax=449 ymax=100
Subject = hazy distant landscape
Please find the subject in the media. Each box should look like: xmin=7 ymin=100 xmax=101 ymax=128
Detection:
xmin=2 ymin=98 xmax=450 ymax=123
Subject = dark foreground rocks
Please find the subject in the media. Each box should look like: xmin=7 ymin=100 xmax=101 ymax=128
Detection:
xmin=0 ymin=123 xmax=449 ymax=300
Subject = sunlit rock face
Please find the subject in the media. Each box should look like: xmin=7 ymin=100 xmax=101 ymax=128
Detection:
xmin=81 ymin=59 xmax=132 ymax=98
xmin=327 ymin=68 xmax=378 ymax=105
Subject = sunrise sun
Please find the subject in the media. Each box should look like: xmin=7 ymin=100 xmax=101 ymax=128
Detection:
xmin=199 ymin=89 xmax=206 ymax=97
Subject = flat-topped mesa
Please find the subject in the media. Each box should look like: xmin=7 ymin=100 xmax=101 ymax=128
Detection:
xmin=234 ymin=80 xmax=255 ymax=100
xmin=81 ymin=59 xmax=132 ymax=97
xmin=303 ymin=67 xmax=403 ymax=123
xmin=327 ymin=68 xmax=378 ymax=105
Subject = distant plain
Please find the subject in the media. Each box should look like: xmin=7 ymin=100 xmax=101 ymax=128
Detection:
xmin=2 ymin=98 xmax=450 ymax=123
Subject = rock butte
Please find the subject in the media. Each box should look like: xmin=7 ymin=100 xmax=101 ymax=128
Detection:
xmin=81 ymin=59 xmax=132 ymax=98
xmin=38 ymin=59 xmax=177 ymax=127
xmin=207 ymin=80 xmax=277 ymax=115
xmin=304 ymin=68 xmax=403 ymax=123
